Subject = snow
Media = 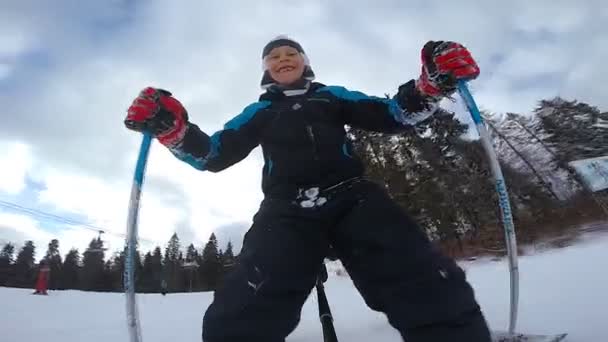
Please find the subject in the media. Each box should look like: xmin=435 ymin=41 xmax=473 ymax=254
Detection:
xmin=2 ymin=230 xmax=607 ymax=342
xmin=593 ymin=120 xmax=608 ymax=129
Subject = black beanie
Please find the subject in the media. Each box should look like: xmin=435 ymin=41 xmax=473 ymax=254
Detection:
xmin=262 ymin=37 xmax=305 ymax=58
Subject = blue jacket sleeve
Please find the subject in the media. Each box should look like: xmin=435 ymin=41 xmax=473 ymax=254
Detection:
xmin=316 ymin=80 xmax=438 ymax=133
xmin=167 ymin=101 xmax=271 ymax=172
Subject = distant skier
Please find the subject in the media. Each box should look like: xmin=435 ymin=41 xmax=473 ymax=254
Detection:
xmin=33 ymin=260 xmax=50 ymax=295
xmin=124 ymin=35 xmax=491 ymax=341
xmin=160 ymin=279 xmax=168 ymax=296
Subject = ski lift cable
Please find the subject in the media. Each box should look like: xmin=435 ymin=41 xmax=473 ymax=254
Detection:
xmin=0 ymin=199 xmax=158 ymax=245
xmin=0 ymin=200 xmax=107 ymax=231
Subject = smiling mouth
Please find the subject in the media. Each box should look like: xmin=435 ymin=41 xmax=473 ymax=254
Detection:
xmin=277 ymin=66 xmax=295 ymax=73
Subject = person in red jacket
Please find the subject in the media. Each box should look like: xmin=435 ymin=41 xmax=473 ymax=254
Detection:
xmin=124 ymin=35 xmax=490 ymax=342
xmin=33 ymin=260 xmax=50 ymax=295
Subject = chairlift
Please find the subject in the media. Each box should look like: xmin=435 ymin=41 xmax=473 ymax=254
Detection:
xmin=88 ymin=230 xmax=109 ymax=253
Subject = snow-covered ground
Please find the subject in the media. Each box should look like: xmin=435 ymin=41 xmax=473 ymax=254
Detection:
xmin=2 ymin=230 xmax=607 ymax=342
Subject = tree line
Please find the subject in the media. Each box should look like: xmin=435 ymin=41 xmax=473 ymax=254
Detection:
xmin=0 ymin=232 xmax=236 ymax=293
xmin=348 ymin=97 xmax=608 ymax=257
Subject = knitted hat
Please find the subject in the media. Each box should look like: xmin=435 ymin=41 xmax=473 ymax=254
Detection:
xmin=260 ymin=35 xmax=315 ymax=89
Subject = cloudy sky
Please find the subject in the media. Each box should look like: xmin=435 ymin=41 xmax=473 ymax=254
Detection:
xmin=1 ymin=0 xmax=606 ymax=259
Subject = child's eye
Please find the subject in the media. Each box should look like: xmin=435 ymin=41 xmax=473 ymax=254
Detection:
xmin=287 ymin=52 xmax=297 ymax=56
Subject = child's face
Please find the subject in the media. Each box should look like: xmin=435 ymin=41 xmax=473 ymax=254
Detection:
xmin=264 ymin=46 xmax=306 ymax=86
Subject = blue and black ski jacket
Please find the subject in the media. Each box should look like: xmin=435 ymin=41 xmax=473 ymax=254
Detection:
xmin=169 ymin=80 xmax=437 ymax=198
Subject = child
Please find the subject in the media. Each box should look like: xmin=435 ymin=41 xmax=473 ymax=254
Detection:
xmin=124 ymin=35 xmax=491 ymax=342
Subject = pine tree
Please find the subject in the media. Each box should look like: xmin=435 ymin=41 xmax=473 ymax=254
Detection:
xmin=180 ymin=243 xmax=199 ymax=292
xmin=13 ymin=241 xmax=36 ymax=288
xmin=185 ymin=243 xmax=199 ymax=262
xmin=349 ymin=109 xmax=477 ymax=241
xmin=536 ymin=98 xmax=608 ymax=163
xmin=62 ymin=249 xmax=81 ymax=290
xmin=0 ymin=243 xmax=16 ymax=286
xmin=43 ymin=239 xmax=63 ymax=290
xmin=180 ymin=243 xmax=198 ymax=291
xmin=218 ymin=248 xmax=224 ymax=266
xmin=151 ymin=246 xmax=164 ymax=292
xmin=102 ymin=258 xmax=115 ymax=291
xmin=164 ymin=233 xmax=182 ymax=292
xmin=81 ymin=237 xmax=106 ymax=291
xmin=140 ymin=251 xmax=155 ymax=292
xmin=139 ymin=246 xmax=165 ymax=293
xmin=110 ymin=251 xmax=124 ymax=291
xmin=200 ymin=233 xmax=222 ymax=291
xmin=221 ymin=241 xmax=236 ymax=268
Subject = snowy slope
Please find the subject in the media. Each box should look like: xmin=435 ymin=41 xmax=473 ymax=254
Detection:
xmin=2 ymin=230 xmax=607 ymax=342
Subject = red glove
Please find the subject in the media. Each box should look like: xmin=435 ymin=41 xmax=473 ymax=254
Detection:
xmin=416 ymin=41 xmax=480 ymax=99
xmin=124 ymin=87 xmax=188 ymax=147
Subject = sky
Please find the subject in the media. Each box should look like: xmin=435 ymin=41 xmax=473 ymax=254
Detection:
xmin=1 ymin=0 xmax=607 ymax=259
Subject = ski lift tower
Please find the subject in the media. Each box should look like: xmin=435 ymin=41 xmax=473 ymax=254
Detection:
xmin=182 ymin=260 xmax=199 ymax=292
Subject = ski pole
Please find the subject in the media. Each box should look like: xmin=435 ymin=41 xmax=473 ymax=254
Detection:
xmin=125 ymin=132 xmax=153 ymax=342
xmin=457 ymin=80 xmax=519 ymax=334
xmin=316 ymin=262 xmax=338 ymax=342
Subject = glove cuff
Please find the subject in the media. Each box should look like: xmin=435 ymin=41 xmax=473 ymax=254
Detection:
xmin=395 ymin=79 xmax=440 ymax=113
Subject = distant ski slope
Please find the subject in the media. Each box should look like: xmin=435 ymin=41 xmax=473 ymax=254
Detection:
xmin=1 ymin=230 xmax=607 ymax=342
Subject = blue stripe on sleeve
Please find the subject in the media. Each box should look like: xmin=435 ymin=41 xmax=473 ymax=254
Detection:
xmin=318 ymin=85 xmax=438 ymax=127
xmin=317 ymin=85 xmax=403 ymax=120
xmin=172 ymin=101 xmax=270 ymax=171
xmin=224 ymin=101 xmax=272 ymax=130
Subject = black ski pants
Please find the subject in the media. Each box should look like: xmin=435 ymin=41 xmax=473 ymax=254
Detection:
xmin=202 ymin=179 xmax=491 ymax=342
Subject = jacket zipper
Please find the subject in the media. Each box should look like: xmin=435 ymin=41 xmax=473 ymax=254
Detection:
xmin=306 ymin=125 xmax=319 ymax=161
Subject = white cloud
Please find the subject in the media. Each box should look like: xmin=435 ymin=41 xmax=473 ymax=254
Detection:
xmin=1 ymin=0 xmax=607 ymax=255
xmin=0 ymin=213 xmax=53 ymax=259
xmin=0 ymin=142 xmax=32 ymax=195
xmin=34 ymin=163 xmax=189 ymax=249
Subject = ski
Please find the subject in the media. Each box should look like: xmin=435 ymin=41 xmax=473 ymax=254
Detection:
xmin=492 ymin=331 xmax=568 ymax=342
